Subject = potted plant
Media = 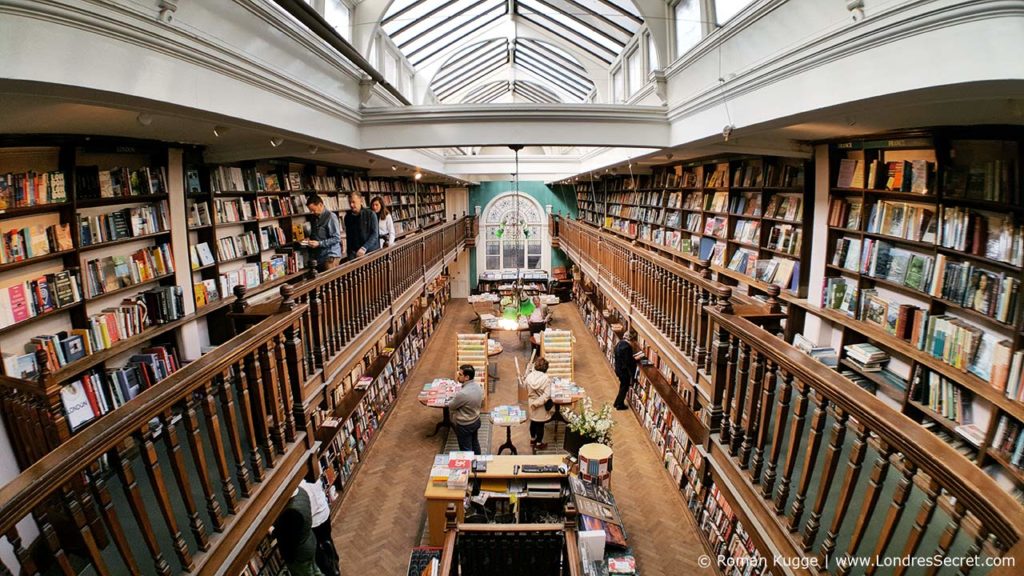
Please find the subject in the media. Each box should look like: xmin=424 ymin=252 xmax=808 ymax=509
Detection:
xmin=562 ymin=398 xmax=614 ymax=456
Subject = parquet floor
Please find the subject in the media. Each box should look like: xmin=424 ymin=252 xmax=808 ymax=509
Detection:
xmin=332 ymin=299 xmax=708 ymax=575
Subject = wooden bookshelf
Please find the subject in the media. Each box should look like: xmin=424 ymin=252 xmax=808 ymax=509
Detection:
xmin=817 ymin=128 xmax=1024 ymax=493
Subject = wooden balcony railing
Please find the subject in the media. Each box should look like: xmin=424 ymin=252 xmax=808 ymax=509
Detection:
xmin=0 ymin=296 xmax=309 ymax=576
xmin=556 ymin=215 xmax=1024 ymax=573
xmin=437 ymin=504 xmax=583 ymax=576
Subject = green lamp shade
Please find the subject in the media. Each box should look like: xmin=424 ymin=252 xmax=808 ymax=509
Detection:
xmin=519 ymin=298 xmax=535 ymax=317
xmin=502 ymin=306 xmax=518 ymax=320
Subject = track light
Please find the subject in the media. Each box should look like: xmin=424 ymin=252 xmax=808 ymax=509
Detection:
xmin=308 ymin=145 xmax=319 ymax=154
xmin=136 ymin=113 xmax=153 ymax=127
xmin=213 ymin=126 xmax=228 ymax=137
xmin=270 ymin=137 xmax=284 ymax=147
xmin=391 ymin=165 xmax=397 ymax=171
xmin=414 ymin=172 xmax=423 ymax=180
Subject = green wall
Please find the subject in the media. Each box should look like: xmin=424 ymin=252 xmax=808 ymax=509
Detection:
xmin=469 ymin=181 xmax=577 ymax=289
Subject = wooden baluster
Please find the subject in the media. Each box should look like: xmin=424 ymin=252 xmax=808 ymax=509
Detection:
xmin=4 ymin=526 xmax=38 ymax=575
xmin=740 ymin=349 xmax=764 ymax=468
xmin=836 ymin=441 xmax=893 ymax=576
xmin=801 ymin=405 xmax=847 ymax=550
xmin=276 ymin=333 xmax=298 ymax=442
xmin=181 ymin=396 xmax=225 ymax=532
xmin=765 ymin=373 xmax=794 ymax=498
xmin=893 ymin=477 xmax=940 ymax=576
xmin=113 ymin=441 xmax=172 ymax=576
xmin=236 ymin=357 xmax=267 ymax=479
xmin=718 ymin=335 xmax=738 ymax=448
xmin=729 ymin=340 xmax=750 ymax=457
xmin=865 ymin=462 xmax=916 ymax=575
xmin=684 ymin=282 xmax=694 ymax=356
xmin=159 ymin=408 xmax=209 ymax=551
xmin=58 ymin=484 xmax=110 ymax=575
xmin=925 ymin=502 xmax=966 ymax=576
xmin=308 ymin=277 xmax=326 ymax=371
xmin=772 ymin=375 xmax=805 ymax=512
xmin=818 ymin=421 xmax=869 ymax=565
xmin=137 ymin=425 xmax=193 ymax=570
xmin=85 ymin=462 xmax=143 ymax=572
xmin=956 ymin=529 xmax=989 ymax=576
xmin=673 ymin=281 xmax=684 ymax=351
xmin=218 ymin=369 xmax=253 ymax=497
xmin=750 ymin=359 xmax=777 ymax=484
xmin=201 ymin=381 xmax=239 ymax=513
xmin=334 ymin=276 xmax=346 ymax=348
xmin=261 ymin=341 xmax=287 ymax=455
xmin=697 ymin=272 xmax=714 ymax=374
xmin=788 ymin=390 xmax=829 ymax=531
xmin=37 ymin=509 xmax=76 ymax=576
xmin=706 ymin=288 xmax=732 ymax=434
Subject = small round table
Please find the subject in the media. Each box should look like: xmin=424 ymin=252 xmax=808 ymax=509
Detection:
xmin=418 ymin=378 xmax=461 ymax=437
xmin=490 ymin=405 xmax=527 ymax=455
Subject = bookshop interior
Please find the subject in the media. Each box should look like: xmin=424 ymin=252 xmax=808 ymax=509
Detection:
xmin=1 ymin=1 xmax=1023 ymax=575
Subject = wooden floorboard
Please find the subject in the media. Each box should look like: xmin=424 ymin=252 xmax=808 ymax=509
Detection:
xmin=331 ymin=299 xmax=709 ymax=575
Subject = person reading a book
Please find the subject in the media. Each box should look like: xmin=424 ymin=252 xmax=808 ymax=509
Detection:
xmin=450 ymin=364 xmax=483 ymax=454
xmin=343 ymin=190 xmax=380 ymax=260
xmin=305 ymin=194 xmax=342 ymax=271
xmin=613 ymin=329 xmax=639 ymax=410
xmin=526 ymin=356 xmax=555 ymax=450
xmin=370 ymin=196 xmax=396 ymax=248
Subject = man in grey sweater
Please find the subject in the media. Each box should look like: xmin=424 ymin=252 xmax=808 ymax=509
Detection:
xmin=450 ymin=364 xmax=483 ymax=454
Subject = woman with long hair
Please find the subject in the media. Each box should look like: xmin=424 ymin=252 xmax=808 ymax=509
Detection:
xmin=370 ymin=196 xmax=396 ymax=248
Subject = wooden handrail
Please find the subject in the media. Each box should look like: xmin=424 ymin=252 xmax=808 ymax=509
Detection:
xmin=705 ymin=305 xmax=1024 ymax=548
xmin=0 ymin=299 xmax=307 ymax=534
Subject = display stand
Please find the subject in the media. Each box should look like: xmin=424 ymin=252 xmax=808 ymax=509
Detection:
xmin=541 ymin=329 xmax=574 ymax=380
xmin=456 ymin=333 xmax=488 ymax=406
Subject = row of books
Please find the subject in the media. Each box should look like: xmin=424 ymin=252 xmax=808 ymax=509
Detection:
xmin=705 ymin=191 xmax=729 ymax=212
xmin=188 ymin=200 xmax=212 ymax=228
xmin=218 ymin=231 xmax=261 ymax=261
xmin=732 ymin=220 xmax=760 ymax=245
xmin=865 ymin=201 xmax=937 ymax=243
xmin=945 ymin=159 xmax=1017 ymax=203
xmin=700 ymin=483 xmax=768 ymax=576
xmin=792 ymin=333 xmax=840 ymax=366
xmin=606 ymin=190 xmax=664 ymax=207
xmin=763 ymin=194 xmax=803 ymax=221
xmin=0 ymin=171 xmax=67 ymax=208
xmin=992 ymin=415 xmax=1024 ymax=470
xmin=79 ymin=201 xmax=171 ymax=246
xmin=909 ymin=366 xmax=974 ymax=423
xmin=60 ymin=344 xmax=180 ymax=431
xmin=727 ymin=192 xmax=762 ymax=217
xmin=704 ymin=165 xmax=730 ymax=188
xmin=665 ymin=191 xmax=704 ymax=211
xmin=664 ymin=212 xmax=702 ymax=231
xmin=938 ymin=208 xmax=1023 ymax=267
xmin=932 ymin=255 xmax=1020 ymax=323
xmin=859 ymin=290 xmax=931 ymax=345
xmin=766 ymin=224 xmax=802 ymax=255
xmin=827 ymin=197 xmax=863 ymax=230
xmin=85 ymin=243 xmax=175 ymax=298
xmin=0 ymin=270 xmax=82 ymax=329
xmin=2 ymin=222 xmax=73 ymax=263
xmin=76 ymin=165 xmax=166 ymax=199
xmin=608 ymin=205 xmax=661 ymax=224
xmin=836 ymin=158 xmax=933 ymax=193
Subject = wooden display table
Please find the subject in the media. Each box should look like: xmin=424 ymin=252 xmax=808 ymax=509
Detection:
xmin=418 ymin=378 xmax=461 ymax=437
xmin=490 ymin=405 xmax=527 ymax=455
xmin=424 ymin=454 xmax=566 ymax=546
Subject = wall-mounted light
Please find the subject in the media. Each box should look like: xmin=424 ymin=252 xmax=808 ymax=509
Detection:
xmin=212 ymin=125 xmax=229 ymax=137
xmin=414 ymin=172 xmax=423 ymax=180
xmin=270 ymin=137 xmax=284 ymax=147
xmin=846 ymin=0 xmax=865 ymax=21
xmin=391 ymin=165 xmax=397 ymax=171
xmin=136 ymin=113 xmax=153 ymax=127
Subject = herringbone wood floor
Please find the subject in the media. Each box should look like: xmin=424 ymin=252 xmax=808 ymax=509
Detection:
xmin=332 ymin=299 xmax=709 ymax=575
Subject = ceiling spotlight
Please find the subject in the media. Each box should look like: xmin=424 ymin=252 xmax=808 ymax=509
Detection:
xmin=136 ymin=113 xmax=153 ymax=127
xmin=414 ymin=172 xmax=423 ymax=180
xmin=213 ymin=125 xmax=229 ymax=137
xmin=391 ymin=165 xmax=397 ymax=171
xmin=308 ymin=145 xmax=319 ymax=154
xmin=270 ymin=137 xmax=284 ymax=147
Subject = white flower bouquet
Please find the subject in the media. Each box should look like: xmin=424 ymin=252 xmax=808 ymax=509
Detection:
xmin=564 ymin=398 xmax=615 ymax=446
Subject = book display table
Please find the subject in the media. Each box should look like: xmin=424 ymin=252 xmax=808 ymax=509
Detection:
xmin=418 ymin=378 xmax=461 ymax=437
xmin=490 ymin=405 xmax=527 ymax=455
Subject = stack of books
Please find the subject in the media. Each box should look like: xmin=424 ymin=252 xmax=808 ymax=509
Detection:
xmin=843 ymin=343 xmax=889 ymax=372
xmin=793 ymin=334 xmax=838 ymax=367
xmin=490 ymin=405 xmax=526 ymax=426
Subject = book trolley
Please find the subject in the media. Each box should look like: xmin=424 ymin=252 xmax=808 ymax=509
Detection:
xmin=540 ymin=329 xmax=574 ymax=380
xmin=456 ymin=333 xmax=488 ymax=405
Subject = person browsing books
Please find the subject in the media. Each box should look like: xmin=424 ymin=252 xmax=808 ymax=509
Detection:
xmin=449 ymin=364 xmax=483 ymax=454
xmin=273 ymin=487 xmax=323 ymax=576
xmin=525 ymin=356 xmax=555 ymax=450
xmin=370 ymin=196 xmax=396 ymax=248
xmin=343 ymin=190 xmax=379 ymax=259
xmin=299 ymin=479 xmax=340 ymax=576
xmin=305 ymin=194 xmax=342 ymax=271
xmin=613 ymin=329 xmax=639 ymax=410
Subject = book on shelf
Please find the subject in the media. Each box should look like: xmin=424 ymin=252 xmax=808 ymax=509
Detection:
xmin=0 ymin=270 xmax=83 ymax=329
xmin=218 ymin=263 xmax=263 ymax=296
xmin=703 ymin=216 xmax=727 ymax=239
xmin=766 ymin=223 xmax=801 ymax=255
xmin=728 ymin=192 xmax=761 ymax=216
xmin=726 ymin=248 xmax=757 ymax=275
xmin=75 ymin=166 xmax=166 ymax=199
xmin=944 ymin=157 xmax=1018 ymax=204
xmin=909 ymin=365 xmax=973 ymax=423
xmin=731 ymin=220 xmax=760 ymax=245
xmin=85 ymin=243 xmax=175 ymax=298
xmin=828 ymin=197 xmax=863 ymax=229
xmin=882 ymin=160 xmax=933 ymax=193
xmin=822 ymin=277 xmax=859 ymax=316
xmin=764 ymin=194 xmax=803 ymax=221
xmin=79 ymin=201 xmax=171 ymax=247
xmin=1005 ymin=350 xmax=1024 ymax=402
xmin=188 ymin=200 xmax=212 ymax=228
xmin=1 ymin=222 xmax=74 ymax=263
xmin=991 ymin=415 xmax=1024 ymax=469
xmin=704 ymin=165 xmax=729 ymax=188
xmin=190 ymin=242 xmax=217 ymax=269
xmin=793 ymin=333 xmax=838 ymax=366
xmin=832 ymin=237 xmax=861 ymax=271
xmin=215 ymin=198 xmax=256 ymax=223
xmin=865 ymin=201 xmax=936 ymax=243
xmin=931 ymin=255 xmax=1020 ymax=323
xmin=836 ymin=158 xmax=865 ymax=188
xmin=705 ymin=191 xmax=729 ymax=212
xmin=0 ymin=170 xmax=67 ymax=209
xmin=939 ymin=207 xmax=1023 ymax=266
xmin=731 ymin=163 xmax=764 ymax=188
xmin=753 ymin=257 xmax=798 ymax=290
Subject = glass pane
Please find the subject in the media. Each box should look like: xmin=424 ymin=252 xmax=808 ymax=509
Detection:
xmin=627 ymin=49 xmax=642 ymax=95
xmin=675 ymin=0 xmax=702 ymax=58
xmin=486 ymin=255 xmax=500 ymax=270
xmin=715 ymin=0 xmax=753 ymax=24
xmin=528 ymin=238 xmax=542 ymax=255
xmin=527 ymin=253 xmax=541 ymax=269
xmin=325 ymin=0 xmax=351 ymax=40
xmin=612 ymin=68 xmax=623 ymax=102
xmin=647 ymin=33 xmax=658 ymax=72
xmin=503 ymin=242 xmax=525 ymax=269
xmin=486 ymin=240 xmax=500 ymax=256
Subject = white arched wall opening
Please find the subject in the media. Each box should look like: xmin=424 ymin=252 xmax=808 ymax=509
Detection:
xmin=476 ymin=191 xmax=551 ymax=277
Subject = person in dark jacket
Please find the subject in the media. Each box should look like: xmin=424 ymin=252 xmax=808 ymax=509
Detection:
xmin=613 ymin=329 xmax=638 ymax=410
xmin=273 ymin=488 xmax=323 ymax=576
xmin=306 ymin=194 xmax=343 ymax=271
xmin=343 ymin=190 xmax=379 ymax=259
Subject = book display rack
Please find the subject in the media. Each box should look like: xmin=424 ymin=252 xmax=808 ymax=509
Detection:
xmin=314 ymin=276 xmax=450 ymax=513
xmin=540 ymin=329 xmax=573 ymax=380
xmin=456 ymin=333 xmax=489 ymax=405
xmin=816 ymin=129 xmax=1024 ymax=497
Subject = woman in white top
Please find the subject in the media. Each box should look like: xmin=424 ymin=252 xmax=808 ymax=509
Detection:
xmin=370 ymin=196 xmax=396 ymax=248
xmin=525 ymin=356 xmax=555 ymax=450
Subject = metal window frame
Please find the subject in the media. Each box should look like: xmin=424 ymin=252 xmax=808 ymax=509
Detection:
xmin=524 ymin=0 xmax=630 ymax=47
xmin=436 ymin=56 xmax=509 ymax=99
xmin=515 ymin=59 xmax=588 ymax=99
xmin=515 ymin=40 xmax=592 ymax=87
xmin=432 ymin=39 xmax=508 ymax=89
xmin=514 ymin=51 xmax=591 ymax=93
xmin=409 ymin=6 xmax=508 ymax=66
xmin=515 ymin=9 xmax=616 ymax=63
xmin=399 ymin=0 xmax=505 ymax=55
